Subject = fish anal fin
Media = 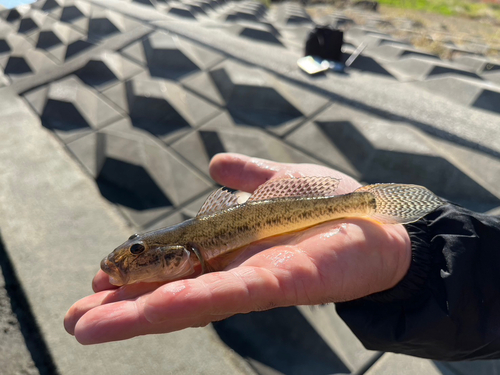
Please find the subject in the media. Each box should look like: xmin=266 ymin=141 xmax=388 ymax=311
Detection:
xmin=248 ymin=176 xmax=341 ymax=202
xmin=197 ymin=187 xmax=240 ymax=217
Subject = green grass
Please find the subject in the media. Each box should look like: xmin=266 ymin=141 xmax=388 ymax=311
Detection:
xmin=373 ymin=0 xmax=500 ymax=20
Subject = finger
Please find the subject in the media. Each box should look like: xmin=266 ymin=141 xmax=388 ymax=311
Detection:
xmin=64 ymin=290 xmax=115 ymax=335
xmin=209 ymin=153 xmax=286 ymax=192
xmin=92 ymin=269 xmax=119 ymax=292
xmin=143 ymin=265 xmax=304 ymax=324
xmin=209 ymin=153 xmax=360 ymax=193
xmin=73 ymin=298 xmax=233 ymax=344
xmin=65 ymin=282 xmax=163 ymax=335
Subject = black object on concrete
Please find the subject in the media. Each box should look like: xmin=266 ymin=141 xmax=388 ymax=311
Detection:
xmin=305 ymin=27 xmax=343 ymax=62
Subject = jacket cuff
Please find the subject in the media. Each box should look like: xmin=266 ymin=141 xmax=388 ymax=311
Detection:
xmin=362 ymin=209 xmax=441 ymax=303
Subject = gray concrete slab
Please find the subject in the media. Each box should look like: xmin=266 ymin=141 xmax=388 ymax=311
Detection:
xmin=0 ymin=86 xmax=254 ymax=375
xmin=171 ymin=111 xmax=325 ymax=177
xmin=298 ymin=304 xmax=379 ymax=373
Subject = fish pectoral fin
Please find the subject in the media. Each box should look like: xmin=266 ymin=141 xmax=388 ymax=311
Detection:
xmin=248 ymin=176 xmax=341 ymax=202
xmin=197 ymin=187 xmax=240 ymax=217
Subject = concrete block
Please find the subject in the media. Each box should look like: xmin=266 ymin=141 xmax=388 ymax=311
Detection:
xmin=286 ymin=103 xmax=500 ymax=205
xmin=414 ymin=76 xmax=500 ymax=115
xmin=226 ymin=21 xmax=283 ymax=46
xmin=102 ymin=77 xmax=220 ymax=144
xmin=76 ymin=51 xmax=143 ymax=90
xmin=212 ymin=307 xmax=350 ymax=375
xmin=122 ymin=31 xmax=224 ymax=80
xmin=207 ymin=60 xmax=329 ymax=135
xmin=24 ymin=76 xmax=123 ymax=143
xmin=298 ymin=305 xmax=378 ymax=372
xmin=171 ymin=111 xmax=324 ymax=176
xmin=167 ymin=4 xmax=198 ymax=19
xmin=413 ymin=76 xmax=483 ymax=106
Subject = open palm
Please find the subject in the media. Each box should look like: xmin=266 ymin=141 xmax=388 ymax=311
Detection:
xmin=64 ymin=153 xmax=411 ymax=344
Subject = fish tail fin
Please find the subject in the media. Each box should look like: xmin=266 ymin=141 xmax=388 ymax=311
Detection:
xmin=355 ymin=183 xmax=444 ymax=224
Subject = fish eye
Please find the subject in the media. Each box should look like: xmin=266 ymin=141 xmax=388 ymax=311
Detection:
xmin=128 ymin=233 xmax=139 ymax=240
xmin=130 ymin=243 xmax=145 ymax=255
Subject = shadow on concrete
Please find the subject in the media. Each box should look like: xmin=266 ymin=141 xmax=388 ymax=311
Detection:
xmin=213 ymin=306 xmax=350 ymax=375
xmin=0 ymin=232 xmax=59 ymax=375
xmin=316 ymin=120 xmax=500 ymax=209
xmin=199 ymin=130 xmax=226 ymax=159
xmin=41 ymin=99 xmax=90 ymax=132
xmin=96 ymin=157 xmax=172 ymax=211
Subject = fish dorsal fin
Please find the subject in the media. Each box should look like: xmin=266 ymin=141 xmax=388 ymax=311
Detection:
xmin=197 ymin=187 xmax=240 ymax=217
xmin=248 ymin=176 xmax=341 ymax=202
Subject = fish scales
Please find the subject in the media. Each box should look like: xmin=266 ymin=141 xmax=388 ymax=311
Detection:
xmin=100 ymin=178 xmax=444 ymax=285
xmin=191 ymin=192 xmax=375 ymax=260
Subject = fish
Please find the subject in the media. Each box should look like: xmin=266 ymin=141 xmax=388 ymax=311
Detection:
xmin=101 ymin=176 xmax=444 ymax=286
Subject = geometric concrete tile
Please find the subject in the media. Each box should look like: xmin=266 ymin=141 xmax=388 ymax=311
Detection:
xmin=5 ymin=32 xmax=33 ymax=55
xmin=101 ymin=77 xmax=220 ymax=143
xmin=33 ymin=21 xmax=84 ymax=61
xmin=298 ymin=305 xmax=378 ymax=373
xmin=382 ymin=57 xmax=479 ymax=81
xmin=66 ymin=126 xmax=213 ymax=227
xmin=216 ymin=0 xmax=267 ymax=23
xmin=272 ymin=2 xmax=312 ymax=25
xmin=364 ymin=354 xmax=455 ymax=375
xmin=3 ymin=48 xmax=56 ymax=81
xmin=4 ymin=54 xmax=33 ymax=76
xmin=473 ymin=88 xmax=500 ymax=114
xmin=145 ymin=193 xmax=211 ymax=232
xmin=23 ymin=76 xmax=123 ymax=143
xmin=212 ymin=307 xmax=350 ymax=375
xmin=277 ymin=24 xmax=314 ymax=51
xmin=425 ymin=136 xmax=500 ymax=211
xmin=122 ymin=31 xmax=224 ymax=80
xmin=182 ymin=70 xmax=226 ymax=106
xmin=453 ymin=55 xmax=490 ymax=73
xmin=204 ymin=60 xmax=330 ymax=135
xmin=171 ymin=111 xmax=324 ymax=177
xmin=18 ymin=10 xmax=48 ymax=35
xmin=413 ymin=76 xmax=500 ymax=114
xmin=38 ymin=0 xmax=63 ymax=12
xmin=166 ymin=3 xmax=198 ymax=19
xmin=368 ymin=43 xmax=438 ymax=62
xmin=412 ymin=76 xmax=483 ymax=106
xmin=225 ymin=21 xmax=283 ymax=46
xmin=64 ymin=38 xmax=95 ymax=60
xmin=285 ymin=103 xmax=500 ymax=205
xmin=285 ymin=116 xmax=361 ymax=178
xmin=50 ymin=1 xmax=92 ymax=28
xmin=75 ymin=51 xmax=143 ymax=90
xmin=87 ymin=7 xmax=127 ymax=38
xmin=347 ymin=55 xmax=395 ymax=78
xmin=0 ymin=8 xmax=23 ymax=24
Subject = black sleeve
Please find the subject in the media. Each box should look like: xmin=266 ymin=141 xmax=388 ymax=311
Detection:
xmin=335 ymin=203 xmax=500 ymax=361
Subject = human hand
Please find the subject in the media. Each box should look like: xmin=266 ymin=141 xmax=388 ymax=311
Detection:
xmin=64 ymin=153 xmax=411 ymax=344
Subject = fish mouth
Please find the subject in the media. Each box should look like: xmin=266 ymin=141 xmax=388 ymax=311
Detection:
xmin=100 ymin=257 xmax=127 ymax=286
